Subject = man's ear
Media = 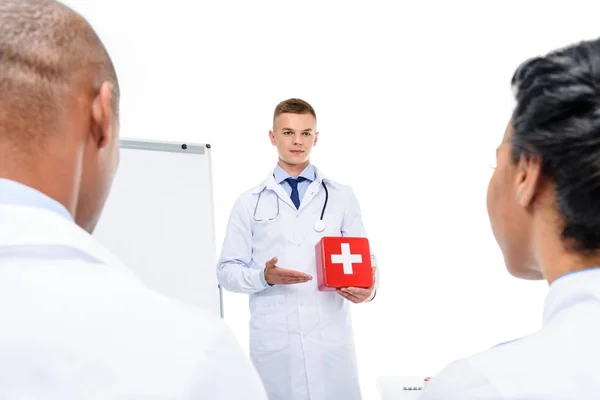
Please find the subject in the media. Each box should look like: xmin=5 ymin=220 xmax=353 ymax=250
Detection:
xmin=269 ymin=130 xmax=276 ymax=146
xmin=90 ymin=81 xmax=115 ymax=149
xmin=314 ymin=131 xmax=319 ymax=146
xmin=515 ymin=153 xmax=542 ymax=208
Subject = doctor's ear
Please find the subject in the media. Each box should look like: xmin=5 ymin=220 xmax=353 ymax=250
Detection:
xmin=269 ymin=130 xmax=276 ymax=146
xmin=313 ymin=131 xmax=319 ymax=145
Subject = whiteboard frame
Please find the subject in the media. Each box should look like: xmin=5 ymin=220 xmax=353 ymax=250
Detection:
xmin=119 ymin=137 xmax=224 ymax=319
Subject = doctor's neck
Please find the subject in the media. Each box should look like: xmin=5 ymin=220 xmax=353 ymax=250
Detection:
xmin=278 ymin=158 xmax=310 ymax=177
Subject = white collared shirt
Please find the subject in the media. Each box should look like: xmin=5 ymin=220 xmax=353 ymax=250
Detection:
xmin=420 ymin=267 xmax=600 ymax=399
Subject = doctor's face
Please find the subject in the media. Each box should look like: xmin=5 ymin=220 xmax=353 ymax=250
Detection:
xmin=486 ymin=121 xmax=540 ymax=280
xmin=270 ymin=112 xmax=318 ymax=167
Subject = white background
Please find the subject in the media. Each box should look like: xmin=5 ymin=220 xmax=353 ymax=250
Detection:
xmin=62 ymin=0 xmax=600 ymax=398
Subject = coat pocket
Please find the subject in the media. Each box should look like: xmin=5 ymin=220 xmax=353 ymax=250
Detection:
xmin=249 ymin=294 xmax=289 ymax=352
xmin=317 ymin=292 xmax=354 ymax=345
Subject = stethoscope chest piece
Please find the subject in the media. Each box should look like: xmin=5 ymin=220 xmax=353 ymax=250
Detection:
xmin=314 ymin=220 xmax=326 ymax=232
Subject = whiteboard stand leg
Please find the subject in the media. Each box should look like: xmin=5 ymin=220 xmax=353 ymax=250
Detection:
xmin=218 ymin=284 xmax=224 ymax=319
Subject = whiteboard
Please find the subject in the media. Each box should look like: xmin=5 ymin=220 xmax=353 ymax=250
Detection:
xmin=92 ymin=139 xmax=222 ymax=318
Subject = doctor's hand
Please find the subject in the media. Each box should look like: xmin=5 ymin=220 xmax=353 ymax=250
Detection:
xmin=264 ymin=257 xmax=313 ymax=285
xmin=337 ymin=266 xmax=376 ymax=303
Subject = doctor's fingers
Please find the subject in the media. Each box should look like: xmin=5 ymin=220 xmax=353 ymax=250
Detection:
xmin=344 ymin=287 xmax=370 ymax=296
xmin=278 ymin=268 xmax=312 ymax=279
xmin=337 ymin=290 xmax=362 ymax=303
xmin=281 ymin=279 xmax=310 ymax=285
xmin=281 ymin=276 xmax=312 ymax=284
xmin=340 ymin=287 xmax=370 ymax=302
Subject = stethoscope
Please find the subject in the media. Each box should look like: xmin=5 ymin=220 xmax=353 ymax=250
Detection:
xmin=253 ymin=181 xmax=329 ymax=232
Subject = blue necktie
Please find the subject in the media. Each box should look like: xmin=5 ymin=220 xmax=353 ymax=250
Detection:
xmin=285 ymin=177 xmax=307 ymax=209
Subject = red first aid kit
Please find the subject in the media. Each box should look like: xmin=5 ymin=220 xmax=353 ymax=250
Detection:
xmin=315 ymin=236 xmax=373 ymax=291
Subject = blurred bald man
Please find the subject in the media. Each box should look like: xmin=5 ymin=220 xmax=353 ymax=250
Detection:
xmin=0 ymin=1 xmax=267 ymax=399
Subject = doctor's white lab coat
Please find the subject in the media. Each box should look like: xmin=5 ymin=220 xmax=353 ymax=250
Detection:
xmin=0 ymin=203 xmax=267 ymax=399
xmin=217 ymin=167 xmax=379 ymax=400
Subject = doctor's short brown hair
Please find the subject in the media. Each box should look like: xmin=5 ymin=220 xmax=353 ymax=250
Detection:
xmin=273 ymin=98 xmax=317 ymax=123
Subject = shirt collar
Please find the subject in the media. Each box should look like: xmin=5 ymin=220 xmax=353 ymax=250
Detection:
xmin=543 ymin=266 xmax=600 ymax=324
xmin=0 ymin=178 xmax=73 ymax=221
xmin=273 ymin=163 xmax=316 ymax=184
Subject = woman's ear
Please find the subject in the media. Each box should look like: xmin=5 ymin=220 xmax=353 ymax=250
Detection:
xmin=515 ymin=154 xmax=542 ymax=208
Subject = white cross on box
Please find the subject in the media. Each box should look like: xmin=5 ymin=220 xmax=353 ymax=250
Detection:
xmin=330 ymin=242 xmax=363 ymax=274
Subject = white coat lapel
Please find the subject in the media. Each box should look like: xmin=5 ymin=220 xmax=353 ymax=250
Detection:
xmin=297 ymin=180 xmax=320 ymax=213
xmin=253 ymin=167 xmax=327 ymax=213
xmin=0 ymin=204 xmax=128 ymax=270
xmin=297 ymin=166 xmax=328 ymax=213
xmin=260 ymin=170 xmax=296 ymax=211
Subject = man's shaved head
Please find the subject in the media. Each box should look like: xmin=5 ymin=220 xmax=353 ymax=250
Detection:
xmin=0 ymin=0 xmax=119 ymax=149
xmin=0 ymin=0 xmax=121 ymax=233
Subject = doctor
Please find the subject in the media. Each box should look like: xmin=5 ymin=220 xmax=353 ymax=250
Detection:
xmin=420 ymin=38 xmax=600 ymax=398
xmin=0 ymin=1 xmax=267 ymax=399
xmin=217 ymin=98 xmax=379 ymax=400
